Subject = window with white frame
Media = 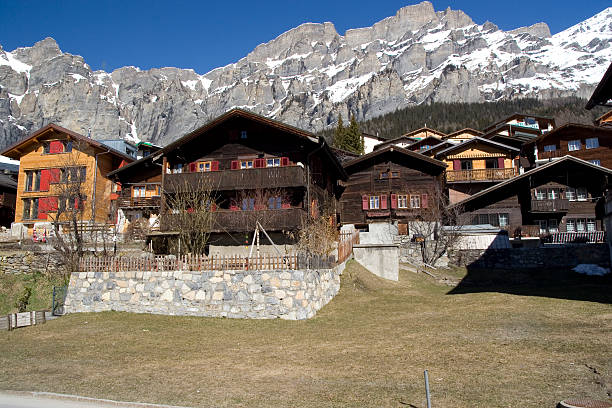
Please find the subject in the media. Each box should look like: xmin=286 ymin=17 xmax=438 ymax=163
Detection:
xmin=397 ymin=194 xmax=408 ymax=209
xmin=132 ymin=185 xmax=145 ymax=198
xmin=535 ymin=189 xmax=546 ymax=200
xmin=565 ymin=187 xmax=576 ymax=201
xmin=543 ymin=144 xmax=556 ymax=152
xmin=576 ymin=218 xmax=586 ymax=232
xmin=566 ymin=219 xmax=576 ymax=232
xmin=266 ymin=158 xmax=280 ymax=167
xmin=590 ymin=159 xmax=601 ymax=166
xmin=410 ymin=195 xmax=421 ymax=208
xmin=548 ymin=219 xmax=558 ymax=233
xmin=240 ymin=160 xmax=254 ymax=169
xmin=577 ymin=187 xmax=587 ymax=201
xmin=369 ymin=196 xmax=380 ymax=209
xmin=586 ymin=138 xmax=599 ymax=149
xmin=498 ymin=213 xmax=509 ymax=227
xmin=199 ymin=161 xmax=211 ymax=172
xmin=547 ymin=188 xmax=559 ymax=200
xmin=587 ymin=219 xmax=596 ymax=232
xmin=537 ymin=220 xmax=547 ymax=234
xmin=568 ymin=140 xmax=581 ymax=151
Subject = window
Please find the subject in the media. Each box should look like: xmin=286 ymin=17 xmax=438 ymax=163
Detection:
xmin=576 ymin=218 xmax=586 ymax=232
xmin=240 ymin=130 xmax=248 ymax=139
xmin=25 ymin=172 xmax=33 ymax=191
xmin=547 ymin=189 xmax=559 ymax=200
xmin=241 ymin=198 xmax=255 ymax=211
xmin=589 ymin=159 xmax=601 ymax=166
xmin=577 ymin=187 xmax=587 ymax=201
xmin=568 ymin=140 xmax=581 ymax=151
xmin=391 ymin=171 xmax=400 ymax=178
xmin=587 ymin=219 xmax=596 ymax=232
xmin=499 ymin=213 xmax=509 ymax=227
xmin=22 ymin=199 xmax=31 ymax=220
xmin=240 ymin=160 xmax=254 ymax=169
xmin=565 ymin=187 xmax=576 ymax=201
xmin=537 ymin=220 xmax=547 ymax=234
xmin=566 ymin=219 xmax=576 ymax=232
xmin=31 ymin=198 xmax=38 ymax=219
xmin=380 ymin=172 xmax=389 ymax=179
xmin=268 ymin=197 xmax=282 ymax=209
xmin=548 ymin=219 xmax=558 ymax=233
xmin=199 ymin=161 xmax=211 ymax=172
xmin=543 ymin=144 xmax=556 ymax=152
xmin=397 ymin=195 xmax=408 ymax=209
xmin=485 ymin=159 xmax=499 ymax=169
xmin=266 ymin=158 xmax=280 ymax=167
xmin=534 ymin=189 xmax=545 ymax=200
xmin=586 ymin=138 xmax=599 ymax=149
xmin=461 ymin=160 xmax=473 ymax=170
xmin=64 ymin=141 xmax=73 ymax=152
xmin=34 ymin=171 xmax=40 ymax=191
xmin=421 ymin=145 xmax=430 ymax=150
xmin=147 ymin=184 xmax=160 ymax=196
xmin=133 ymin=185 xmax=145 ymax=198
xmin=410 ymin=195 xmax=421 ymax=208
xmin=369 ymin=196 xmax=380 ymax=210
xmin=478 ymin=214 xmax=489 ymax=225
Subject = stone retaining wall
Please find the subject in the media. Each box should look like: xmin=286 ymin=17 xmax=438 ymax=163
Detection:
xmin=0 ymin=251 xmax=65 ymax=275
xmin=65 ymin=260 xmax=348 ymax=320
xmin=449 ymin=244 xmax=610 ymax=269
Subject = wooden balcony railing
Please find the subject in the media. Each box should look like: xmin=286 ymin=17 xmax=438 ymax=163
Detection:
xmin=161 ymin=207 xmax=306 ymax=232
xmin=117 ymin=196 xmax=161 ymax=208
xmin=446 ymin=168 xmax=515 ymax=182
xmin=164 ymin=166 xmax=306 ymax=192
xmin=530 ymin=198 xmax=570 ymax=212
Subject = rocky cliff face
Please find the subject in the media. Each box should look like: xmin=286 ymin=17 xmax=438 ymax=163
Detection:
xmin=0 ymin=1 xmax=610 ymax=147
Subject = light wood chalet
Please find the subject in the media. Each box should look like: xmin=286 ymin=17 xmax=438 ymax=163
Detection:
xmin=442 ymin=128 xmax=483 ymax=143
xmin=450 ymin=156 xmax=612 ymax=242
xmin=595 ymin=110 xmax=612 ymax=127
xmin=435 ymin=137 xmax=520 ymax=204
xmin=0 ymin=124 xmax=133 ymax=235
xmin=339 ymin=145 xmax=446 ymax=226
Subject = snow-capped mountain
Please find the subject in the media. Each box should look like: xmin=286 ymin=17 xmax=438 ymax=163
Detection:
xmin=0 ymin=1 xmax=610 ymax=147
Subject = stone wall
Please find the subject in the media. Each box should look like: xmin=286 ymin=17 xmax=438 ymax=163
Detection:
xmin=0 ymin=251 xmax=65 ymax=275
xmin=449 ymin=244 xmax=610 ymax=269
xmin=65 ymin=260 xmax=348 ymax=320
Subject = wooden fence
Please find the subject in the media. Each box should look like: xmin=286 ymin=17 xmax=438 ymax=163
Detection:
xmin=338 ymin=230 xmax=360 ymax=264
xmin=0 ymin=311 xmax=46 ymax=331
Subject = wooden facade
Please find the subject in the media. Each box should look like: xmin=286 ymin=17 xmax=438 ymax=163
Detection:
xmin=451 ymin=156 xmax=611 ymax=239
xmin=0 ymin=124 xmax=133 ymax=234
xmin=442 ymin=128 xmax=483 ymax=143
xmin=339 ymin=146 xmax=446 ymax=225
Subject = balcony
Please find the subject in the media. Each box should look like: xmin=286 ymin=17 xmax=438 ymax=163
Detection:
xmin=161 ymin=207 xmax=306 ymax=233
xmin=446 ymin=168 xmax=515 ymax=183
xmin=117 ymin=196 xmax=161 ymax=208
xmin=164 ymin=166 xmax=306 ymax=193
xmin=530 ymin=198 xmax=570 ymax=213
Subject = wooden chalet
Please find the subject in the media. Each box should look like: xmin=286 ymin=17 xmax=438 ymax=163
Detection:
xmin=435 ymin=137 xmax=520 ymax=203
xmin=419 ymin=140 xmax=456 ymax=157
xmin=401 ymin=127 xmax=447 ymax=141
xmin=483 ymin=113 xmax=556 ymax=135
xmin=450 ymin=156 xmax=612 ymax=242
xmin=523 ymin=124 xmax=612 ymax=170
xmin=116 ymin=109 xmax=347 ymax=242
xmin=595 ymin=110 xmax=612 ymax=128
xmin=405 ymin=135 xmax=445 ymax=152
xmin=442 ymin=128 xmax=483 ymax=143
xmin=339 ymin=145 xmax=446 ymax=227
xmin=0 ymin=173 xmax=17 ymax=228
xmin=361 ymin=132 xmax=388 ymax=153
xmin=585 ymin=62 xmax=612 ymax=110
xmin=372 ymin=135 xmax=418 ymax=151
xmin=372 ymin=127 xmax=446 ymax=152
xmin=0 ymin=124 xmax=134 ymax=235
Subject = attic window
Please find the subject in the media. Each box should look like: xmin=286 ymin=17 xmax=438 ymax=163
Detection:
xmin=240 ymin=130 xmax=248 ymax=139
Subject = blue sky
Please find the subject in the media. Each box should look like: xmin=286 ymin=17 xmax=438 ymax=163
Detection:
xmin=0 ymin=1 xmax=609 ymax=75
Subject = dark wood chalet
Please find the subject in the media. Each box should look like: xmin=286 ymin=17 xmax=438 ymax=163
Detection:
xmin=339 ymin=145 xmax=446 ymax=226
xmin=405 ymin=135 xmax=444 ymax=152
xmin=450 ymin=156 xmax=612 ymax=242
xmin=523 ymin=123 xmax=612 ymax=170
xmin=585 ymin=61 xmax=612 ymax=110
xmin=137 ymin=109 xmax=346 ymax=241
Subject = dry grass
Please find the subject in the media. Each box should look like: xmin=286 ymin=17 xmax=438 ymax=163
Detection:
xmin=0 ymin=261 xmax=610 ymax=407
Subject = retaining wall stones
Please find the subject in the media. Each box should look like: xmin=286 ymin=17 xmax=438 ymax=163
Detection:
xmin=0 ymin=251 xmax=65 ymax=275
xmin=65 ymin=260 xmax=348 ymax=320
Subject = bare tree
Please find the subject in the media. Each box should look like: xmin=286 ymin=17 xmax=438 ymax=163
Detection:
xmin=296 ymin=197 xmax=338 ymax=256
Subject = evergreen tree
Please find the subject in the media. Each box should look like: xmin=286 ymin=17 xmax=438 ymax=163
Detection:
xmin=333 ymin=115 xmax=346 ymax=150
xmin=346 ymin=114 xmax=364 ymax=154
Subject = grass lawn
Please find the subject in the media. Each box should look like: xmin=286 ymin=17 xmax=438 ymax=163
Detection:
xmin=0 ymin=261 xmax=610 ymax=407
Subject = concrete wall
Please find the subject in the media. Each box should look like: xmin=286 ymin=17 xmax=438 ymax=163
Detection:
xmin=359 ymin=222 xmax=397 ymax=244
xmin=353 ymin=244 xmax=399 ymax=281
xmin=65 ymin=260 xmax=348 ymax=320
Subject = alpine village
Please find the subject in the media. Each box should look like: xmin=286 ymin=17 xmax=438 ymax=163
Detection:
xmin=1 ymin=2 xmax=612 ymax=407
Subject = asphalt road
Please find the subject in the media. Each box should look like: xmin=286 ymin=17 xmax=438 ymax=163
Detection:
xmin=0 ymin=392 xmax=190 ymax=408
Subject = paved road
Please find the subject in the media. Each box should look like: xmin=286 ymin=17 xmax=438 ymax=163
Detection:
xmin=0 ymin=392 xmax=190 ymax=408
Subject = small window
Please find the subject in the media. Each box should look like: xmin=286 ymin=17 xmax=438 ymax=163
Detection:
xmin=43 ymin=143 xmax=50 ymax=154
xmin=22 ymin=199 xmax=31 ymax=220
xmin=397 ymin=195 xmax=408 ymax=209
xmin=587 ymin=219 xmax=596 ymax=232
xmin=64 ymin=141 xmax=73 ymax=152
xmin=25 ymin=172 xmax=33 ymax=192
xmin=478 ymin=214 xmax=489 ymax=225
xmin=585 ymin=138 xmax=599 ymax=149
xmin=565 ymin=187 xmax=576 ymax=201
xmin=34 ymin=171 xmax=41 ymax=191
xmin=380 ymin=172 xmax=389 ymax=179
xmin=534 ymin=189 xmax=545 ymax=200
xmin=548 ymin=219 xmax=558 ymax=233
xmin=485 ymin=159 xmax=499 ymax=169
xmin=461 ymin=160 xmax=473 ymax=170
xmin=499 ymin=213 xmax=509 ymax=227
xmin=410 ymin=195 xmax=421 ymax=209
xmin=577 ymin=187 xmax=587 ymax=201
xmin=240 ymin=130 xmax=248 ymax=139
xmin=589 ymin=159 xmax=601 ymax=166
xmin=543 ymin=145 xmax=556 ymax=152
xmin=391 ymin=171 xmax=400 ymax=178
xmin=240 ymin=160 xmax=254 ymax=169
xmin=199 ymin=161 xmax=211 ymax=172
xmin=576 ymin=218 xmax=586 ymax=232
xmin=547 ymin=189 xmax=559 ymax=200
xmin=568 ymin=140 xmax=581 ymax=151
xmin=566 ymin=219 xmax=576 ymax=232
xmin=266 ymin=158 xmax=280 ymax=167
xmin=369 ymin=196 xmax=380 ymax=210
xmin=133 ymin=185 xmax=146 ymax=198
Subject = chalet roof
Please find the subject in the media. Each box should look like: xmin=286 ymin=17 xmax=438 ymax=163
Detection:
xmin=400 ymin=127 xmax=447 ymax=139
xmin=373 ymin=135 xmax=419 ymax=151
xmin=343 ymin=145 xmax=446 ymax=176
xmin=434 ymin=136 xmax=519 ymax=158
xmin=449 ymin=155 xmax=612 ymax=211
xmin=595 ymin=110 xmax=612 ymax=125
xmin=419 ymin=140 xmax=457 ymax=156
xmin=361 ymin=131 xmax=387 ymax=142
xmin=108 ymin=108 xmax=348 ymax=180
xmin=0 ymin=123 xmax=135 ymax=162
xmin=442 ymin=128 xmax=483 ymax=139
xmin=586 ymin=62 xmax=612 ymax=110
xmin=0 ymin=173 xmax=17 ymax=190
xmin=523 ymin=123 xmax=612 ymax=145
xmin=481 ymin=123 xmax=541 ymax=145
xmin=484 ymin=113 xmax=556 ymax=132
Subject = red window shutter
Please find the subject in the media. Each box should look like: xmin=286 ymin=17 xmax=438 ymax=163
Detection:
xmin=453 ymin=160 xmax=461 ymax=170
xmin=362 ymin=195 xmax=369 ymax=210
xmin=38 ymin=197 xmax=48 ymax=219
xmin=189 ymin=162 xmax=197 ymax=173
xmin=391 ymin=194 xmax=398 ymax=209
xmin=381 ymin=195 xmax=388 ymax=210
xmin=231 ymin=160 xmax=239 ymax=170
xmin=40 ymin=169 xmax=50 ymax=191
xmin=281 ymin=157 xmax=289 ymax=166
xmin=50 ymin=141 xmax=63 ymax=153
xmin=497 ymin=157 xmax=505 ymax=169
xmin=49 ymin=168 xmax=61 ymax=184
xmin=253 ymin=158 xmax=262 ymax=168
xmin=421 ymin=194 xmax=428 ymax=208
xmin=211 ymin=161 xmax=219 ymax=171
xmin=48 ymin=197 xmax=58 ymax=212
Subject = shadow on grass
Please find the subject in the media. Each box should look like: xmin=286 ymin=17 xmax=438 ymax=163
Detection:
xmin=448 ymin=266 xmax=612 ymax=304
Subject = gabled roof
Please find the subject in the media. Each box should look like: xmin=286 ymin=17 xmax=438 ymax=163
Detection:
xmin=373 ymin=135 xmax=419 ymax=151
xmin=434 ymin=136 xmax=519 ymax=158
xmin=442 ymin=128 xmax=483 ymax=139
xmin=484 ymin=113 xmax=556 ymax=132
xmin=0 ymin=123 xmax=135 ymax=162
xmin=523 ymin=123 xmax=612 ymax=145
xmin=481 ymin=123 xmax=542 ymax=145
xmin=449 ymin=155 xmax=612 ymax=210
xmin=361 ymin=131 xmax=387 ymax=142
xmin=419 ymin=140 xmax=457 ymax=156
xmin=595 ymin=110 xmax=612 ymax=125
xmin=400 ymin=127 xmax=447 ymax=139
xmin=586 ymin=62 xmax=612 ymax=110
xmin=344 ymin=145 xmax=446 ymax=176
